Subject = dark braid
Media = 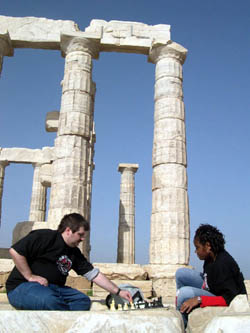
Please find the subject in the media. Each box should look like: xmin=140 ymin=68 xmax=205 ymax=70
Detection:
xmin=194 ymin=224 xmax=225 ymax=255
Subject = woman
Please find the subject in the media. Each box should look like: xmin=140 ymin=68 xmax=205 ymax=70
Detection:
xmin=175 ymin=224 xmax=246 ymax=327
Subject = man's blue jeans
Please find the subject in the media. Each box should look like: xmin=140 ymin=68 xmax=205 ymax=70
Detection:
xmin=175 ymin=268 xmax=215 ymax=326
xmin=7 ymin=282 xmax=91 ymax=310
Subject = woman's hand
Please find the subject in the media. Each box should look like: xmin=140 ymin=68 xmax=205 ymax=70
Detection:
xmin=180 ymin=297 xmax=200 ymax=314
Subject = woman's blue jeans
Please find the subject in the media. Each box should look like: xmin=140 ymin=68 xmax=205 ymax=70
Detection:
xmin=7 ymin=282 xmax=91 ymax=310
xmin=175 ymin=267 xmax=215 ymax=327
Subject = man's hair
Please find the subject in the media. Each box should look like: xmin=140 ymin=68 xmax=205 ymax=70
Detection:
xmin=194 ymin=224 xmax=225 ymax=255
xmin=57 ymin=213 xmax=89 ymax=234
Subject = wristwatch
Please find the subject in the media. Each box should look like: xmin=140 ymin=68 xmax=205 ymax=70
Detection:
xmin=197 ymin=296 xmax=202 ymax=304
xmin=116 ymin=288 xmax=121 ymax=295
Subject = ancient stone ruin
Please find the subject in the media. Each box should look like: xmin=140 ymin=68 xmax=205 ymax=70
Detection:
xmin=0 ymin=15 xmax=190 ymax=300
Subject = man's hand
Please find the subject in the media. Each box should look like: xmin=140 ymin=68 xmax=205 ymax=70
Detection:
xmin=180 ymin=297 xmax=200 ymax=314
xmin=28 ymin=275 xmax=48 ymax=286
xmin=119 ymin=289 xmax=132 ymax=303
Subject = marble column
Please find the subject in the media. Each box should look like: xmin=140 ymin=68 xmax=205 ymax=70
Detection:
xmin=48 ymin=36 xmax=99 ymax=247
xmin=117 ymin=163 xmax=139 ymax=264
xmin=0 ymin=161 xmax=9 ymax=226
xmin=29 ymin=163 xmax=47 ymax=222
xmin=148 ymin=42 xmax=190 ymax=265
xmin=0 ymin=32 xmax=13 ymax=76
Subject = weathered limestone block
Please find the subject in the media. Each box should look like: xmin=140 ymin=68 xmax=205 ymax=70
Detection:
xmin=66 ymin=275 xmax=91 ymax=293
xmin=12 ymin=221 xmax=48 ymax=244
xmin=154 ymin=98 xmax=185 ymax=122
xmin=45 ymin=111 xmax=59 ymax=132
xmin=0 ymin=147 xmax=54 ymax=164
xmin=39 ymin=163 xmax=52 ymax=187
xmin=85 ymin=19 xmax=171 ymax=54
xmin=153 ymin=118 xmax=186 ymax=142
xmin=93 ymin=280 xmax=153 ymax=298
xmin=0 ymin=309 xmax=184 ymax=333
xmin=0 ymin=16 xmax=78 ymax=49
xmin=152 ymin=164 xmax=187 ymax=190
xmin=60 ymin=90 xmax=93 ymax=114
xmin=0 ymin=259 xmax=14 ymax=272
xmin=152 ymin=188 xmax=188 ymax=213
xmin=93 ymin=263 xmax=148 ymax=281
xmin=144 ymin=264 xmax=190 ymax=303
xmin=152 ymin=139 xmax=187 ymax=165
xmin=188 ymin=295 xmax=250 ymax=333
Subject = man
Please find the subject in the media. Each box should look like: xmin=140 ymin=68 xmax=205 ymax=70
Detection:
xmin=6 ymin=213 xmax=132 ymax=310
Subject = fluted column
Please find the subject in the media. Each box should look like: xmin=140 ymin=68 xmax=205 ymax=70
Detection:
xmin=0 ymin=161 xmax=9 ymax=226
xmin=29 ymin=163 xmax=47 ymax=222
xmin=48 ymin=36 xmax=99 ymax=250
xmin=0 ymin=32 xmax=13 ymax=76
xmin=148 ymin=42 xmax=190 ymax=265
xmin=117 ymin=163 xmax=139 ymax=264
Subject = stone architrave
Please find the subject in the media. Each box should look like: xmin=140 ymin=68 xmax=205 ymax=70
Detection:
xmin=48 ymin=35 xmax=99 ymax=256
xmin=0 ymin=161 xmax=9 ymax=226
xmin=117 ymin=163 xmax=139 ymax=264
xmin=29 ymin=163 xmax=47 ymax=222
xmin=0 ymin=31 xmax=13 ymax=75
xmin=148 ymin=41 xmax=190 ymax=265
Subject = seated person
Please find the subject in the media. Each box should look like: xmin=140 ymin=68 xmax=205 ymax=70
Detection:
xmin=175 ymin=224 xmax=246 ymax=327
xmin=6 ymin=213 xmax=132 ymax=310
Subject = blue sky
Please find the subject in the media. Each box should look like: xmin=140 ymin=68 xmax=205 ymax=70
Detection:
xmin=1 ymin=0 xmax=250 ymax=277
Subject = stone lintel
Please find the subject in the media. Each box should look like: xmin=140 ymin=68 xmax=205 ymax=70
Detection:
xmin=45 ymin=111 xmax=59 ymax=132
xmin=0 ymin=147 xmax=54 ymax=164
xmin=118 ymin=163 xmax=139 ymax=173
xmin=0 ymin=15 xmax=78 ymax=50
xmin=0 ymin=16 xmax=172 ymax=55
xmin=86 ymin=19 xmax=171 ymax=55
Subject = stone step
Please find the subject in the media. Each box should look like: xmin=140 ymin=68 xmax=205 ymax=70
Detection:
xmin=0 ymin=308 xmax=183 ymax=332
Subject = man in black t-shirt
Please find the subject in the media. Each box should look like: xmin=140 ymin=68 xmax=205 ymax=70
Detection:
xmin=6 ymin=213 xmax=132 ymax=310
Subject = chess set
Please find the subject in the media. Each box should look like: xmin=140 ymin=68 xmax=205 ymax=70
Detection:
xmin=109 ymin=297 xmax=168 ymax=311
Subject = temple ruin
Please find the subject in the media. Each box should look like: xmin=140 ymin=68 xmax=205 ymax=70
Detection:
xmin=0 ymin=15 xmax=190 ymax=300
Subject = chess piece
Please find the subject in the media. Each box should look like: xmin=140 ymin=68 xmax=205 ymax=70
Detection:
xmin=124 ymin=302 xmax=128 ymax=310
xmin=110 ymin=298 xmax=116 ymax=311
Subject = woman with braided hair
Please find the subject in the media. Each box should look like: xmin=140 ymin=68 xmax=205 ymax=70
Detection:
xmin=175 ymin=224 xmax=246 ymax=327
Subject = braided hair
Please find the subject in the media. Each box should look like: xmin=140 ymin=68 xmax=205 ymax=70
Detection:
xmin=194 ymin=224 xmax=225 ymax=255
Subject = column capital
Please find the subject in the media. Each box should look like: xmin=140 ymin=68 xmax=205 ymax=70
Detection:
xmin=0 ymin=31 xmax=14 ymax=57
xmin=118 ymin=163 xmax=139 ymax=174
xmin=60 ymin=34 xmax=100 ymax=59
xmin=148 ymin=41 xmax=187 ymax=65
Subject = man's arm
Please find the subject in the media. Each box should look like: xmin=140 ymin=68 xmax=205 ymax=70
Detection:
xmin=9 ymin=248 xmax=48 ymax=286
xmin=92 ymin=272 xmax=132 ymax=302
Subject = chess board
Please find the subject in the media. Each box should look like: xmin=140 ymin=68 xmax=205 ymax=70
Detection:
xmin=109 ymin=297 xmax=168 ymax=311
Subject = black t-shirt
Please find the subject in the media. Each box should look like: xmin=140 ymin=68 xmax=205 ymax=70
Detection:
xmin=203 ymin=250 xmax=246 ymax=304
xmin=6 ymin=229 xmax=94 ymax=293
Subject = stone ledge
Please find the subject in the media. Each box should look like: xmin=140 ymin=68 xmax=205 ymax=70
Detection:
xmin=0 ymin=308 xmax=183 ymax=332
xmin=188 ymin=295 xmax=250 ymax=333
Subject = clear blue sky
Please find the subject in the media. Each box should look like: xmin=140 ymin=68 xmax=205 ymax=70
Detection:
xmin=1 ymin=0 xmax=250 ymax=277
